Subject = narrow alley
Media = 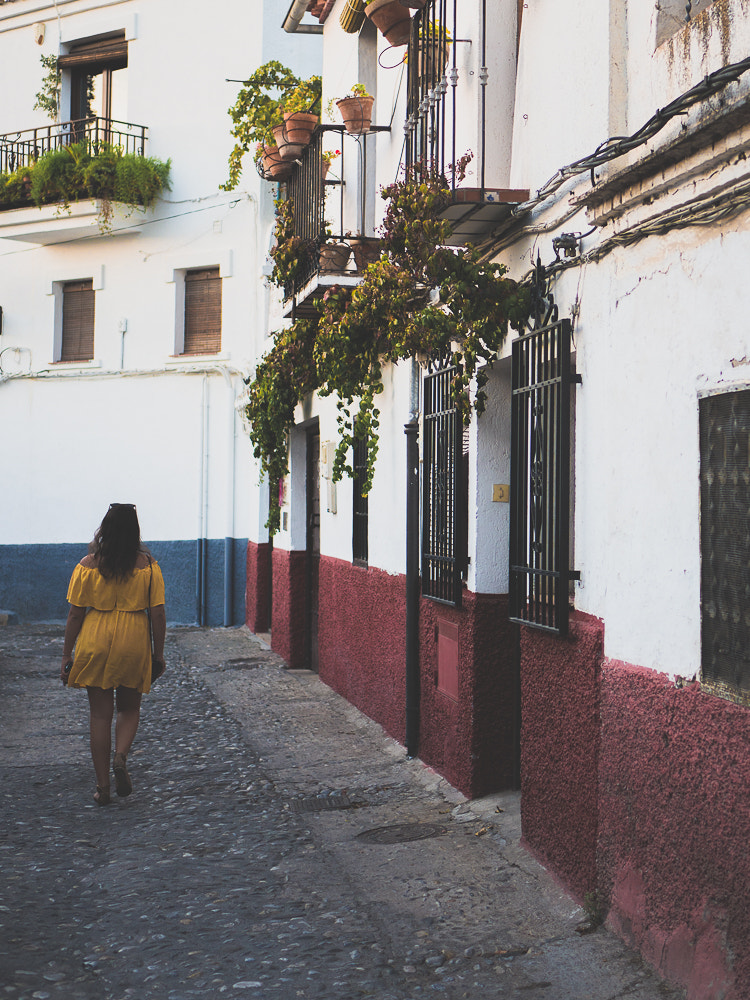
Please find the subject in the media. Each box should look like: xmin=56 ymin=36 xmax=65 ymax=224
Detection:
xmin=0 ymin=624 xmax=684 ymax=1000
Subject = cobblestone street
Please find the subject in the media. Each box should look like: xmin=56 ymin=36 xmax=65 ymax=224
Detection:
xmin=0 ymin=624 xmax=685 ymax=1000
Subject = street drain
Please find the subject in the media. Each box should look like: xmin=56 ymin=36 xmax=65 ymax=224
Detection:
xmin=356 ymin=822 xmax=447 ymax=845
xmin=290 ymin=791 xmax=360 ymax=813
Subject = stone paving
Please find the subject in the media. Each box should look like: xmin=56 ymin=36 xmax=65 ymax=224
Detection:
xmin=0 ymin=623 xmax=686 ymax=1000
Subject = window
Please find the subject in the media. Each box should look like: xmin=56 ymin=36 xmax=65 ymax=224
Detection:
xmin=182 ymin=268 xmax=222 ymax=355
xmin=422 ymin=356 xmax=465 ymax=606
xmin=58 ymin=33 xmax=128 ymax=124
xmin=352 ymin=436 xmax=369 ymax=566
xmin=700 ymin=389 xmax=750 ymax=705
xmin=509 ymin=318 xmax=575 ymax=635
xmin=60 ymin=280 xmax=95 ymax=362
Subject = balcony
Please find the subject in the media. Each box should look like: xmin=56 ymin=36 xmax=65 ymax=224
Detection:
xmin=279 ymin=123 xmax=388 ymax=317
xmin=403 ymin=0 xmax=529 ymax=245
xmin=0 ymin=116 xmax=147 ymax=174
xmin=0 ymin=117 xmax=166 ymax=244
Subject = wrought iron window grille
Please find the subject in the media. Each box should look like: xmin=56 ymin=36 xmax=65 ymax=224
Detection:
xmin=422 ymin=350 xmax=466 ymax=606
xmin=509 ymin=258 xmax=580 ymax=635
xmin=699 ymin=388 xmax=750 ymax=706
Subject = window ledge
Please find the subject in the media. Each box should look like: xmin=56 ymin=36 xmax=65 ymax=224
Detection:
xmin=0 ymin=199 xmax=149 ymax=245
xmin=165 ymin=353 xmax=231 ymax=365
xmin=48 ymin=359 xmax=102 ymax=370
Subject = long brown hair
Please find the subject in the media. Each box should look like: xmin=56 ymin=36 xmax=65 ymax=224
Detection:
xmin=90 ymin=504 xmax=145 ymax=579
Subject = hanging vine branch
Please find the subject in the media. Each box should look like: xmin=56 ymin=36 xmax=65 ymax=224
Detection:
xmin=244 ymin=156 xmax=530 ymax=532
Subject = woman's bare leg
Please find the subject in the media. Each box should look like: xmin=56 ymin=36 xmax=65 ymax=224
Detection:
xmin=87 ymin=687 xmax=114 ymax=793
xmin=114 ymin=686 xmax=142 ymax=758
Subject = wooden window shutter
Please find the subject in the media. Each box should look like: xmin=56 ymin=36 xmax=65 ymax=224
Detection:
xmin=183 ymin=268 xmax=222 ymax=355
xmin=58 ymin=34 xmax=128 ymax=70
xmin=60 ymin=280 xmax=95 ymax=362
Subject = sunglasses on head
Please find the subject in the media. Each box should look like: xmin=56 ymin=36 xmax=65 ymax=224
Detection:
xmin=109 ymin=503 xmax=136 ymax=510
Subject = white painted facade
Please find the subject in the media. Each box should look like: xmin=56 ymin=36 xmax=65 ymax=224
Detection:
xmin=270 ymin=0 xmax=750 ymax=684
xmin=0 ymin=0 xmax=320 ymax=622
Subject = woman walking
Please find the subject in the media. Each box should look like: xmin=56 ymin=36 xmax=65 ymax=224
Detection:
xmin=60 ymin=503 xmax=166 ymax=805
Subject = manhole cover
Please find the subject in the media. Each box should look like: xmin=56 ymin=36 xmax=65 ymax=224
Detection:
xmin=356 ymin=822 xmax=447 ymax=845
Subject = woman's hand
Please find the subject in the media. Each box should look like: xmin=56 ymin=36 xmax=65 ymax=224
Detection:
xmin=60 ymin=657 xmax=73 ymax=685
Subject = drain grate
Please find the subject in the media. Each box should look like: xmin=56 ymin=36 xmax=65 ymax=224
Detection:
xmin=290 ymin=791 xmax=360 ymax=814
xmin=356 ymin=822 xmax=447 ymax=845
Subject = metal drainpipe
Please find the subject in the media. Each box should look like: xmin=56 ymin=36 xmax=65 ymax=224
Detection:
xmin=405 ymin=359 xmax=421 ymax=758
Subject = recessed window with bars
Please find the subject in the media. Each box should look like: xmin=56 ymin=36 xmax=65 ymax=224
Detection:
xmin=352 ymin=436 xmax=369 ymax=566
xmin=60 ymin=279 xmax=95 ymax=362
xmin=422 ymin=356 xmax=465 ymax=606
xmin=700 ymin=389 xmax=750 ymax=706
xmin=509 ymin=318 xmax=576 ymax=635
xmin=182 ymin=267 xmax=222 ymax=355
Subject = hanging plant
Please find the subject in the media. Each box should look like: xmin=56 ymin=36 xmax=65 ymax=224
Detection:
xmin=222 ymin=63 xmax=320 ymax=190
xmin=243 ymin=156 xmax=530 ymax=532
xmin=0 ymin=141 xmax=171 ymax=227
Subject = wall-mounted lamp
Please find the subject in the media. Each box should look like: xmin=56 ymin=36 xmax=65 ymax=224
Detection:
xmin=33 ymin=22 xmax=45 ymax=45
xmin=552 ymin=233 xmax=580 ymax=260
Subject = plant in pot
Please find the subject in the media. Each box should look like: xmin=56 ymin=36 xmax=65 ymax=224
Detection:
xmin=256 ymin=141 xmax=291 ymax=181
xmin=282 ymin=75 xmax=322 ymax=146
xmin=334 ymin=84 xmax=375 ymax=135
xmin=319 ymin=238 xmax=352 ymax=273
xmin=321 ymin=147 xmax=341 ymax=180
xmin=223 ymin=60 xmax=305 ymax=189
xmin=364 ymin=0 xmax=414 ymax=46
xmin=348 ymin=234 xmax=382 ymax=271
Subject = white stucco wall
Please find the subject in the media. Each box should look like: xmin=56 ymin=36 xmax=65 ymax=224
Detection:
xmin=0 ymin=0 xmax=320 ymax=561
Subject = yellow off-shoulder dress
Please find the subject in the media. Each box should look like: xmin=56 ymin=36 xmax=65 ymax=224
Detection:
xmin=66 ymin=560 xmax=166 ymax=693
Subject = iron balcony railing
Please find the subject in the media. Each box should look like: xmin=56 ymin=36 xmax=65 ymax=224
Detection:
xmin=404 ymin=0 xmax=487 ymax=192
xmin=0 ymin=117 xmax=148 ymax=174
xmin=284 ymin=125 xmax=347 ymax=295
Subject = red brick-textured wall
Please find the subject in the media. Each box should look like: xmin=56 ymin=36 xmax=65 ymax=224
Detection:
xmin=269 ymin=548 xmax=307 ymax=669
xmin=245 ymin=541 xmax=271 ymax=634
xmin=317 ymin=556 xmax=407 ymax=741
xmin=520 ymin=611 xmax=603 ymax=901
xmin=599 ymin=661 xmax=750 ymax=1000
xmin=419 ymin=592 xmax=519 ymax=798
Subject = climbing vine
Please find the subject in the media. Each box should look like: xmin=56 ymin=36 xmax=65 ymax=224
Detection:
xmin=244 ymin=157 xmax=530 ymax=532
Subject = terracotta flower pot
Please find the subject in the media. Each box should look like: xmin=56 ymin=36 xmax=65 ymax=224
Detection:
xmin=260 ymin=144 xmax=291 ymax=181
xmin=319 ymin=242 xmax=352 ymax=273
xmin=282 ymin=111 xmax=319 ymax=145
xmin=340 ymin=0 xmax=366 ymax=32
xmin=272 ymin=124 xmax=306 ymax=162
xmin=399 ymin=0 xmax=426 ymax=7
xmin=336 ymin=94 xmax=375 ymax=135
xmin=349 ymin=236 xmax=382 ymax=271
xmin=365 ymin=0 xmax=413 ymax=46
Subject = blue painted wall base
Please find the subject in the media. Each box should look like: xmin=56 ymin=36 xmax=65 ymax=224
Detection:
xmin=0 ymin=539 xmax=247 ymax=626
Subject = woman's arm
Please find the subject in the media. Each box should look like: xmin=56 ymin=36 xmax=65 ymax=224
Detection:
xmin=150 ymin=604 xmax=166 ymax=663
xmin=60 ymin=605 xmax=86 ymax=679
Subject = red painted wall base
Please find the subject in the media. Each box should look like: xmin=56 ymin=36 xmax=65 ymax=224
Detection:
xmin=245 ymin=541 xmax=272 ymax=634
xmin=419 ymin=592 xmax=519 ymax=798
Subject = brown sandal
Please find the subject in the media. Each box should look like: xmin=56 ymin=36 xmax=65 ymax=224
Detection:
xmin=113 ymin=752 xmax=132 ymax=797
xmin=94 ymin=785 xmax=111 ymax=806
